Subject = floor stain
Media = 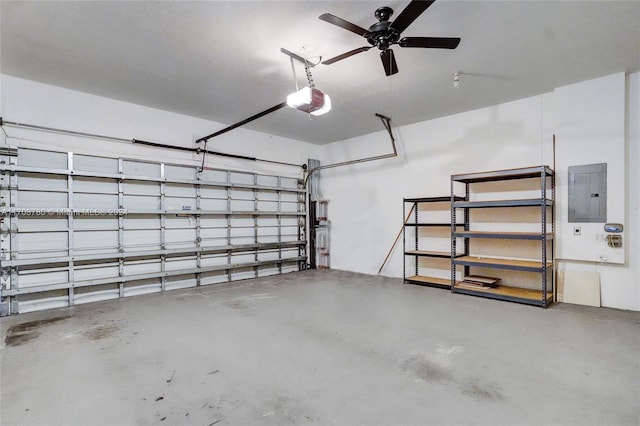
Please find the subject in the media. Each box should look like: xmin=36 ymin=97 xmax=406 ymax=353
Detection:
xmin=401 ymin=355 xmax=452 ymax=382
xmin=84 ymin=324 xmax=119 ymax=341
xmin=4 ymin=316 xmax=71 ymax=347
xmin=461 ymin=380 xmax=506 ymax=402
xmin=400 ymin=349 xmax=506 ymax=403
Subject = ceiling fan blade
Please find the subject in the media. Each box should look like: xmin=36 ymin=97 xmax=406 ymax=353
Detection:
xmin=319 ymin=13 xmax=369 ymax=37
xmin=399 ymin=37 xmax=461 ymax=49
xmin=391 ymin=0 xmax=435 ymax=33
xmin=390 ymin=0 xmax=435 ymax=34
xmin=322 ymin=46 xmax=372 ymax=65
xmin=380 ymin=49 xmax=398 ymax=76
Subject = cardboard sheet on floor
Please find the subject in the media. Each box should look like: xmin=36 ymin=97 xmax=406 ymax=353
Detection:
xmin=561 ymin=270 xmax=601 ymax=307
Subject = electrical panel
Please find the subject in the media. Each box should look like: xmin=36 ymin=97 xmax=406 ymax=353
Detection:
xmin=568 ymin=163 xmax=607 ymax=222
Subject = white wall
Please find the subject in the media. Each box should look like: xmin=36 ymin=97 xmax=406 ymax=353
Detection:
xmin=547 ymin=73 xmax=626 ymax=264
xmin=318 ymin=72 xmax=639 ymax=311
xmin=0 ymin=75 xmax=317 ymax=178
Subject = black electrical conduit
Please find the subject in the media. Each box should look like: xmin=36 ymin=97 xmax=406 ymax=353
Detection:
xmin=0 ymin=117 xmax=303 ymax=169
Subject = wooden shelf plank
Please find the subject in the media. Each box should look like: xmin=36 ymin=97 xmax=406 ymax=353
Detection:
xmin=405 ymin=250 xmax=463 ymax=258
xmin=454 ymin=255 xmax=553 ymax=270
xmin=405 ymin=223 xmax=464 ymax=227
xmin=405 ymin=275 xmax=456 ymax=288
xmin=451 ymin=165 xmax=554 ymax=183
xmin=454 ymin=283 xmax=553 ymax=304
xmin=453 ymin=199 xmax=553 ymax=209
xmin=454 ymin=231 xmax=553 ymax=240
xmin=404 ymin=196 xmax=465 ymax=203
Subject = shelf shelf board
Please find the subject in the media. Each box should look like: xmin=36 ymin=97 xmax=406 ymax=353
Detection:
xmin=451 ymin=165 xmax=554 ymax=183
xmin=405 ymin=250 xmax=463 ymax=258
xmin=405 ymin=275 xmax=456 ymax=289
xmin=454 ymin=231 xmax=553 ymax=240
xmin=404 ymin=196 xmax=465 ymax=203
xmin=453 ymin=282 xmax=553 ymax=307
xmin=453 ymin=255 xmax=553 ymax=272
xmin=453 ymin=199 xmax=553 ymax=209
xmin=404 ymin=223 xmax=464 ymax=227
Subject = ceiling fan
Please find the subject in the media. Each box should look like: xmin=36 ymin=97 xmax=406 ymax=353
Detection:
xmin=319 ymin=0 xmax=461 ymax=76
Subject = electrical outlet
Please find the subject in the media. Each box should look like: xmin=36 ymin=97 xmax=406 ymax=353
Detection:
xmin=573 ymin=226 xmax=581 ymax=236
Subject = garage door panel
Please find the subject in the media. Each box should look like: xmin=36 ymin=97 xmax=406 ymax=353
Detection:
xmin=230 ymin=217 xmax=254 ymax=227
xmin=19 ymin=148 xmax=67 ymax=168
xmin=200 ymin=271 xmax=230 ymax=286
xmin=75 ymin=193 xmax=118 ymax=209
xmin=200 ymin=254 xmax=232 ymax=267
xmin=18 ymin=293 xmax=68 ymax=314
xmin=199 ymin=198 xmax=228 ymax=210
xmin=74 ymin=155 xmax=118 ymax=173
xmin=19 ymin=173 xmax=67 ymax=191
xmin=165 ymin=197 xmax=196 ymax=211
xmin=166 ymin=257 xmax=198 ymax=271
xmin=18 ymin=191 xmax=67 ymax=208
xmin=18 ymin=232 xmax=68 ymax=259
xmin=229 ymin=188 xmax=253 ymax=199
xmin=165 ymin=216 xmax=195 ymax=229
xmin=257 ymin=191 xmax=279 ymax=201
xmin=165 ymin=165 xmax=196 ymax=180
xmin=123 ymin=160 xmax=160 ymax=177
xmin=258 ymin=266 xmax=281 ymax=277
xmin=123 ymin=259 xmax=161 ymax=275
xmin=256 ymin=175 xmax=278 ymax=187
xmin=165 ymin=184 xmax=196 ymax=197
xmin=19 ymin=269 xmax=68 ymax=287
xmin=18 ymin=217 xmax=68 ymax=232
xmin=230 ymin=253 xmax=255 ymax=263
xmin=230 ymin=227 xmax=254 ymax=239
xmin=124 ymin=215 xmax=160 ymax=230
xmin=73 ymin=263 xmax=120 ymax=281
xmin=123 ymin=194 xmax=160 ymax=210
xmin=124 ymin=181 xmax=160 ymax=196
xmin=166 ymin=229 xmax=196 ymax=248
xmin=74 ymin=177 xmax=118 ymax=194
xmin=165 ymin=274 xmax=197 ymax=291
xmin=74 ymin=286 xmax=120 ymax=305
xmin=229 ymin=172 xmax=254 ymax=185
xmin=199 ymin=169 xmax=227 ymax=183
xmin=201 ymin=187 xmax=227 ymax=198
xmin=75 ymin=231 xmax=119 ymax=255
xmin=123 ymin=230 xmax=161 ymax=251
xmin=257 ymin=200 xmax=279 ymax=211
xmin=74 ymin=216 xmax=119 ymax=231
xmin=123 ymin=279 xmax=162 ymax=297
xmin=231 ymin=267 xmax=256 ymax=280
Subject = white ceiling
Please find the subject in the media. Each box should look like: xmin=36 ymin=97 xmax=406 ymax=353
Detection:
xmin=2 ymin=1 xmax=639 ymax=144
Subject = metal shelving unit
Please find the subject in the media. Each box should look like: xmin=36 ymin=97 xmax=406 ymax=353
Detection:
xmin=403 ymin=196 xmax=465 ymax=289
xmin=450 ymin=165 xmax=555 ymax=307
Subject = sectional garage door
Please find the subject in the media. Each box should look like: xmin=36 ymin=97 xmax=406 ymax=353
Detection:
xmin=0 ymin=147 xmax=307 ymax=315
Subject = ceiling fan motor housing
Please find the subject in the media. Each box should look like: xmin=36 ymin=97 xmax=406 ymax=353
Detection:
xmin=367 ymin=7 xmax=400 ymax=50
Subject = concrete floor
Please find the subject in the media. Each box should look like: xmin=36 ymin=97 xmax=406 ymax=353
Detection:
xmin=1 ymin=270 xmax=639 ymax=426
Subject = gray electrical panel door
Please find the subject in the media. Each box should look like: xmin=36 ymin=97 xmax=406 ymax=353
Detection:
xmin=568 ymin=163 xmax=607 ymax=222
